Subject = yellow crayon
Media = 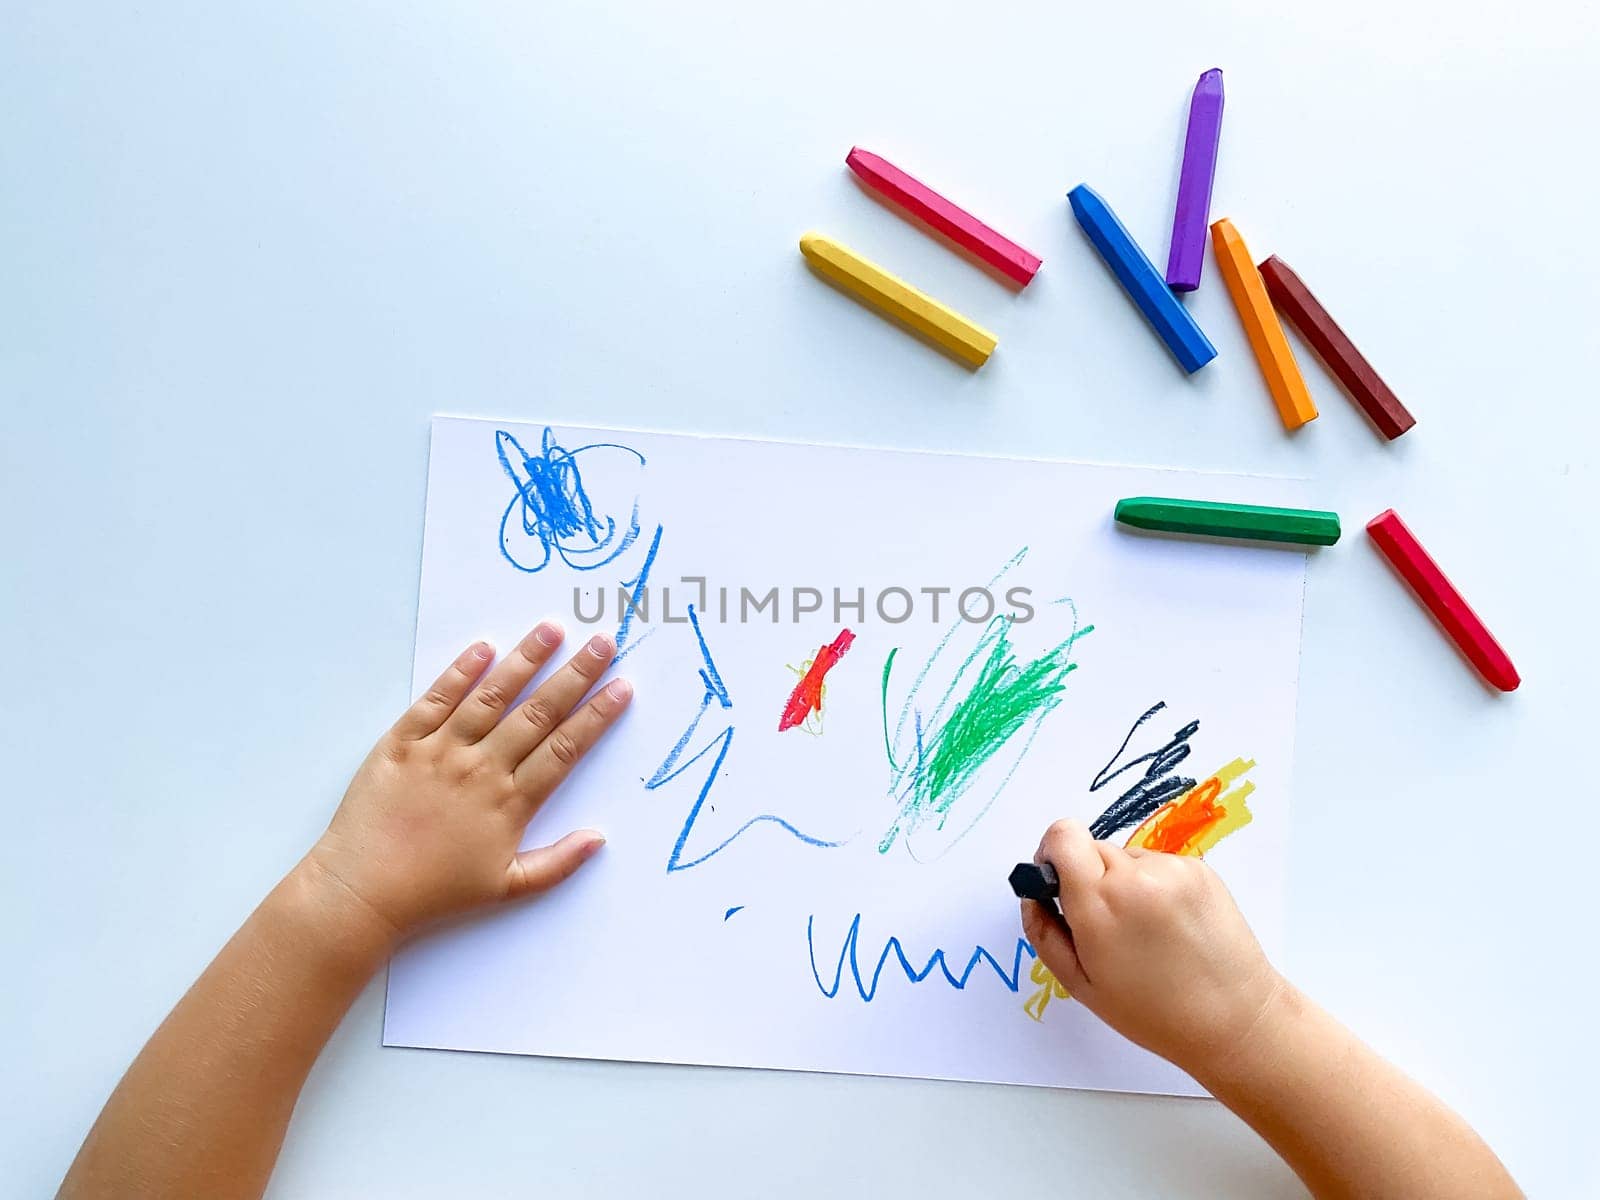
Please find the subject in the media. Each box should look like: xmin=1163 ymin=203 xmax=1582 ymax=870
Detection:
xmin=799 ymin=232 xmax=997 ymax=368
xmin=1210 ymin=218 xmax=1319 ymax=430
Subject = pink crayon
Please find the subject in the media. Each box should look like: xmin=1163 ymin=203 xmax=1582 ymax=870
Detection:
xmin=845 ymin=147 xmax=1042 ymax=287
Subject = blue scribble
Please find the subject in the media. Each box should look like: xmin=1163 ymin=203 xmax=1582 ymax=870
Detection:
xmin=723 ymin=906 xmax=745 ymax=921
xmin=614 ymin=523 xmax=664 ymax=663
xmin=687 ymin=605 xmax=730 ymax=706
xmin=808 ymin=914 xmax=1036 ymax=1001
xmin=646 ymin=605 xmax=842 ymax=872
xmin=643 ymin=607 xmax=732 ymax=793
xmin=659 ymin=727 xmax=842 ymax=872
xmin=496 ymin=428 xmax=645 ymax=573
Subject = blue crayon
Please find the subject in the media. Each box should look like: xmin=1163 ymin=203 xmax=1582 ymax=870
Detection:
xmin=1068 ymin=184 xmax=1218 ymax=374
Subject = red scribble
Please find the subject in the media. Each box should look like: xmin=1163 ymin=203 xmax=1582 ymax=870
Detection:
xmin=778 ymin=629 xmax=856 ymax=732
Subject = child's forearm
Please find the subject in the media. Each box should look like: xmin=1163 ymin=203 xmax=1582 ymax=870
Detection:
xmin=58 ymin=627 xmax=628 ymax=1199
xmin=1192 ymin=985 xmax=1522 ymax=1200
xmin=58 ymin=860 xmax=395 ymax=1200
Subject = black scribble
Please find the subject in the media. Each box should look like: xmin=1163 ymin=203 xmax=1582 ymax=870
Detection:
xmin=1088 ymin=701 xmax=1199 ymax=839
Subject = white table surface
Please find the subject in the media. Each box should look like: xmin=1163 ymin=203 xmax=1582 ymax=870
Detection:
xmin=4 ymin=3 xmax=1595 ymax=1196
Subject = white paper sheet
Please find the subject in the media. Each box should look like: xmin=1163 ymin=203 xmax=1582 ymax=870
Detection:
xmin=384 ymin=416 xmax=1309 ymax=1096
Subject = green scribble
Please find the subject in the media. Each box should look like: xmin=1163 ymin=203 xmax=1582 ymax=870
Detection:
xmin=880 ymin=612 xmax=1093 ymax=856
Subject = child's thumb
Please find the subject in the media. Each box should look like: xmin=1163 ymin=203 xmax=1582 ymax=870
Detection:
xmin=1021 ymin=899 xmax=1090 ymax=995
xmin=507 ymin=829 xmax=606 ymax=899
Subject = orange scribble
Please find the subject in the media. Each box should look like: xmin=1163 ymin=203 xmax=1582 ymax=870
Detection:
xmin=1023 ymin=758 xmax=1256 ymax=1023
xmin=1126 ymin=757 xmax=1254 ymax=856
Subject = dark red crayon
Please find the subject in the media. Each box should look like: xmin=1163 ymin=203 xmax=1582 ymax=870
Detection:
xmin=1258 ymin=255 xmax=1416 ymax=440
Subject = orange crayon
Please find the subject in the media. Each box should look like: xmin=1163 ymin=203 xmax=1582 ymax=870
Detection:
xmin=1210 ymin=218 xmax=1318 ymax=430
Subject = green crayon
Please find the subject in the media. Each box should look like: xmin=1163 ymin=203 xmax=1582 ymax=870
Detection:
xmin=1114 ymin=497 xmax=1341 ymax=547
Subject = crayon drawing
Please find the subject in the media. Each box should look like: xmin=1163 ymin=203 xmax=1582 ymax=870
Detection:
xmin=1086 ymin=701 xmax=1199 ymax=839
xmin=809 ymin=914 xmax=1036 ymax=1002
xmin=495 ymin=428 xmax=646 ymax=574
xmin=778 ymin=629 xmax=856 ymax=733
xmin=879 ymin=558 xmax=1093 ymax=861
xmin=389 ymin=416 xmax=1308 ymax=1098
xmin=645 ymin=606 xmax=844 ymax=873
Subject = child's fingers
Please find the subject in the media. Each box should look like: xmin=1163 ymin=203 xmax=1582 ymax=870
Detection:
xmin=1038 ymin=815 xmax=1102 ymax=877
xmin=391 ymin=642 xmax=494 ymax=740
xmin=511 ymin=678 xmax=633 ymax=803
xmin=1038 ymin=819 xmax=1109 ymax=929
xmin=441 ymin=621 xmax=565 ymax=743
xmin=482 ymin=633 xmax=616 ymax=766
xmin=506 ymin=830 xmax=606 ymax=900
xmin=1095 ymin=841 xmax=1137 ymax=871
xmin=1021 ymin=900 xmax=1090 ymax=993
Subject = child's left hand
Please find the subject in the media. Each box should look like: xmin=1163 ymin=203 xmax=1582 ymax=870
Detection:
xmin=300 ymin=620 xmax=632 ymax=943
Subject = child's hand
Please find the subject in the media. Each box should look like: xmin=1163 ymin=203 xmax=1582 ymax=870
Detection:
xmin=1020 ymin=819 xmax=1286 ymax=1077
xmin=300 ymin=621 xmax=632 ymax=943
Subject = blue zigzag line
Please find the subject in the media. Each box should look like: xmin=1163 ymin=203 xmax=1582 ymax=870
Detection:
xmin=807 ymin=914 xmax=1037 ymax=1001
xmin=648 ymin=603 xmax=840 ymax=873
xmin=657 ymin=727 xmax=842 ymax=872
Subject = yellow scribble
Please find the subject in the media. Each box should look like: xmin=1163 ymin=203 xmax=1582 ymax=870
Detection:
xmin=1023 ymin=758 xmax=1257 ymax=1022
xmin=1022 ymin=956 xmax=1070 ymax=1021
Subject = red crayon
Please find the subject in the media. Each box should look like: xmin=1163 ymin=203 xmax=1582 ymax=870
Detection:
xmin=1259 ymin=256 xmax=1416 ymax=440
xmin=845 ymin=147 xmax=1042 ymax=286
xmin=778 ymin=629 xmax=856 ymax=731
xmin=1366 ymin=510 xmax=1519 ymax=691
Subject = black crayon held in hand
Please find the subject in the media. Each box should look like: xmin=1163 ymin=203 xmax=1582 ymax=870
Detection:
xmin=1009 ymin=862 xmax=1060 ymax=901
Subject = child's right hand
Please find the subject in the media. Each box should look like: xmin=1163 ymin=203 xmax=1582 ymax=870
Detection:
xmin=1020 ymin=819 xmax=1288 ymax=1078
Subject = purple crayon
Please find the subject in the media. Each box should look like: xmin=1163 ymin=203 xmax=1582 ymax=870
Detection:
xmin=1165 ymin=68 xmax=1225 ymax=292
